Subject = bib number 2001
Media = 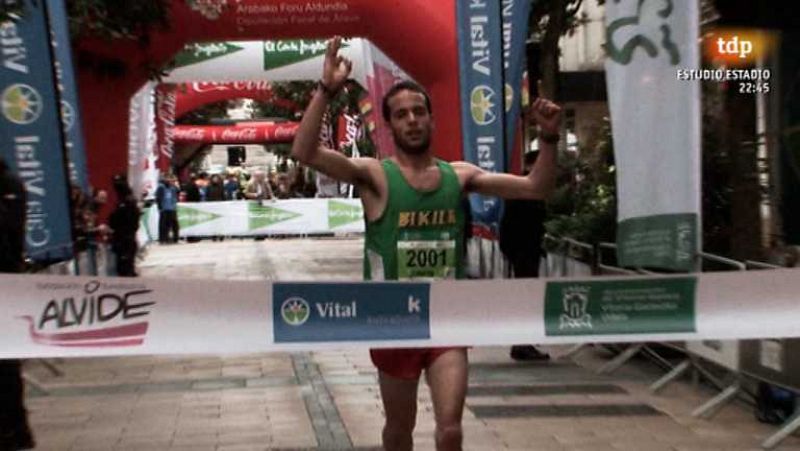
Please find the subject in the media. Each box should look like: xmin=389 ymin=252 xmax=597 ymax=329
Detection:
xmin=397 ymin=240 xmax=456 ymax=280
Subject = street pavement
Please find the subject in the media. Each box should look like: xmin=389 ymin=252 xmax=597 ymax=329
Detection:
xmin=20 ymin=238 xmax=800 ymax=450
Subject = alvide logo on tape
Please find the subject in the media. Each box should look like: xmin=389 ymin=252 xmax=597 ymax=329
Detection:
xmin=17 ymin=281 xmax=155 ymax=348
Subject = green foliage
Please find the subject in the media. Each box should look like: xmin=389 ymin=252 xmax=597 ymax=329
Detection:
xmin=545 ymin=119 xmax=617 ymax=245
xmin=66 ymin=0 xmax=170 ymax=43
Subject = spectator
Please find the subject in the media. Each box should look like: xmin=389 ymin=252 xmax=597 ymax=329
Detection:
xmin=275 ymin=173 xmax=292 ymax=199
xmin=196 ymin=172 xmax=209 ymax=202
xmin=206 ymin=174 xmax=225 ymax=201
xmin=244 ymin=170 xmax=275 ymax=201
xmin=0 ymin=158 xmax=35 ymax=451
xmin=223 ymin=172 xmax=240 ymax=200
xmin=155 ymin=174 xmax=180 ymax=243
xmin=108 ymin=175 xmax=141 ymax=277
xmin=500 ymin=151 xmax=550 ymax=361
xmin=182 ymin=173 xmax=201 ymax=202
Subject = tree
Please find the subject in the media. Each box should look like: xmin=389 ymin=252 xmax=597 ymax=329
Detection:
xmin=529 ymin=0 xmax=604 ymax=99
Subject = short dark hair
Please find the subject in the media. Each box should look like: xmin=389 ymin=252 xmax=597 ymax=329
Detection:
xmin=382 ymin=81 xmax=432 ymax=122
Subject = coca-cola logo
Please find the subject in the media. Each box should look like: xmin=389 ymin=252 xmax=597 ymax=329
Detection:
xmin=157 ymin=89 xmax=177 ymax=158
xmin=190 ymin=81 xmax=272 ymax=93
xmin=274 ymin=125 xmax=298 ymax=140
xmin=173 ymin=127 xmax=206 ymax=141
xmin=221 ymin=128 xmax=258 ymax=141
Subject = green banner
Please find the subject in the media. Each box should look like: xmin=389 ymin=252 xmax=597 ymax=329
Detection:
xmin=263 ymin=39 xmax=346 ymax=70
xmin=616 ymin=213 xmax=697 ymax=271
xmin=173 ymin=42 xmax=244 ymax=68
xmin=328 ymin=199 xmax=362 ymax=229
xmin=179 ymin=205 xmax=221 ymax=228
xmin=248 ymin=202 xmax=301 ymax=230
xmin=545 ymin=277 xmax=697 ymax=336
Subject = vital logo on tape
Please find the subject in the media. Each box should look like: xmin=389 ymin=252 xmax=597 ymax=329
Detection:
xmin=281 ymin=297 xmax=310 ymax=326
xmin=545 ymin=277 xmax=697 ymax=336
xmin=18 ymin=281 xmax=155 ymax=348
xmin=273 ymin=283 xmax=430 ymax=343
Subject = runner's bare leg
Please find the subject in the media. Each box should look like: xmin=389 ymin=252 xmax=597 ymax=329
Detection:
xmin=378 ymin=371 xmax=420 ymax=451
xmin=426 ymin=348 xmax=468 ymax=451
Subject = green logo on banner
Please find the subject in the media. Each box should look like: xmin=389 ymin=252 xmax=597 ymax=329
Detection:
xmin=544 ymin=277 xmax=697 ymax=336
xmin=2 ymin=84 xmax=43 ymax=125
xmin=178 ymin=205 xmax=221 ymax=228
xmin=248 ymin=202 xmax=301 ymax=230
xmin=173 ymin=42 xmax=244 ymax=68
xmin=328 ymin=200 xmax=362 ymax=229
xmin=470 ymin=85 xmax=498 ymax=125
xmin=263 ymin=40 xmax=347 ymax=70
xmin=281 ymin=297 xmax=311 ymax=326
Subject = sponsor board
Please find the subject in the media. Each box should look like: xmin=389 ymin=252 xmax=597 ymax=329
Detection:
xmin=273 ymin=283 xmax=430 ymax=342
xmin=545 ymin=277 xmax=697 ymax=336
xmin=19 ymin=280 xmax=155 ymax=348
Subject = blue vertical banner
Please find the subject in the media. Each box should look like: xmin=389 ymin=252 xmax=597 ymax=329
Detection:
xmin=0 ymin=0 xmax=74 ymax=262
xmin=501 ymin=0 xmax=532 ymax=162
xmin=456 ymin=0 xmax=507 ymax=229
xmin=47 ymin=0 xmax=90 ymax=193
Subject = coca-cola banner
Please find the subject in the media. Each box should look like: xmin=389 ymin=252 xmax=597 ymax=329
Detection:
xmin=172 ymin=123 xmax=300 ymax=145
xmin=174 ymin=81 xmax=299 ymax=118
xmin=155 ymin=84 xmax=177 ymax=173
xmin=128 ymin=82 xmax=158 ymax=199
xmin=336 ymin=112 xmax=362 ymax=155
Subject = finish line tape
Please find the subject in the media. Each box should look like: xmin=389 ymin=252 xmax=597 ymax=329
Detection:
xmin=1 ymin=269 xmax=799 ymax=358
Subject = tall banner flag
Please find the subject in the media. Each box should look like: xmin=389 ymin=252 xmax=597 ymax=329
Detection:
xmin=501 ymin=0 xmax=532 ymax=163
xmin=604 ymin=0 xmax=700 ymax=271
xmin=129 ymin=82 xmax=159 ymax=200
xmin=155 ymin=84 xmax=177 ymax=174
xmin=456 ymin=0 xmax=507 ymax=230
xmin=0 ymin=0 xmax=74 ymax=262
xmin=47 ymin=0 xmax=89 ymax=192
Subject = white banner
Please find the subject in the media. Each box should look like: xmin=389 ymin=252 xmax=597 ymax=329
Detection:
xmin=605 ymin=1 xmax=701 ymax=271
xmin=128 ymin=82 xmax=159 ymax=200
xmin=142 ymin=199 xmax=364 ymax=237
xmin=2 ymin=269 xmax=800 ymax=358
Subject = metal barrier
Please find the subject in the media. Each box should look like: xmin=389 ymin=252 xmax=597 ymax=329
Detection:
xmin=549 ymin=238 xmax=799 ymax=449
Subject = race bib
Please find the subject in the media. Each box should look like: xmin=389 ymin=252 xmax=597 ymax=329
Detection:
xmin=397 ymin=231 xmax=457 ymax=281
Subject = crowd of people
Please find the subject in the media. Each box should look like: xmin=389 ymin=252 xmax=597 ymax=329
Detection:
xmin=168 ymin=167 xmax=317 ymax=204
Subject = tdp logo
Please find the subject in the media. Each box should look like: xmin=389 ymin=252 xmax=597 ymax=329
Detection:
xmin=704 ymin=29 xmax=776 ymax=67
xmin=716 ymin=36 xmax=752 ymax=59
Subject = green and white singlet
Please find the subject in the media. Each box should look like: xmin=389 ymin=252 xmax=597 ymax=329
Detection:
xmin=363 ymin=159 xmax=465 ymax=281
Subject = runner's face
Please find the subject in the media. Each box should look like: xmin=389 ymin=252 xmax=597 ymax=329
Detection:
xmin=387 ymin=90 xmax=432 ymax=155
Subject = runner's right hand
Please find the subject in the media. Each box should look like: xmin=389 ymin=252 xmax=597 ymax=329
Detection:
xmin=322 ymin=36 xmax=352 ymax=93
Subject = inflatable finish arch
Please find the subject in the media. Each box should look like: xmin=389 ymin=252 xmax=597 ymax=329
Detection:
xmin=173 ymin=81 xmax=299 ymax=119
xmin=78 ymin=0 xmax=461 ymax=197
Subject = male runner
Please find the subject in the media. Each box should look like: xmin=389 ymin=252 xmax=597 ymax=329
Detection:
xmin=291 ymin=37 xmax=561 ymax=451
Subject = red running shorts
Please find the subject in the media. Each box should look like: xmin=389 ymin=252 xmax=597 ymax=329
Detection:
xmin=369 ymin=347 xmax=464 ymax=380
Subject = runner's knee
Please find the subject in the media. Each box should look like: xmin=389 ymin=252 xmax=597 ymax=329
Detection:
xmin=383 ymin=423 xmax=414 ymax=451
xmin=435 ymin=423 xmax=463 ymax=449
